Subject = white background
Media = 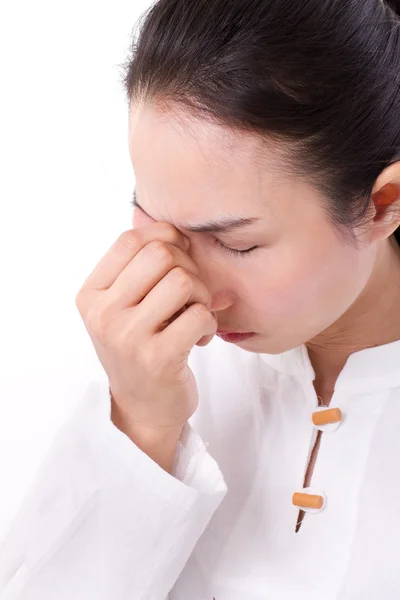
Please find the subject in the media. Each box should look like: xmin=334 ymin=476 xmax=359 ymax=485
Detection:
xmin=0 ymin=0 xmax=151 ymax=541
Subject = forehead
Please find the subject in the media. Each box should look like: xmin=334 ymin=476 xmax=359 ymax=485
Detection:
xmin=128 ymin=100 xmax=314 ymax=226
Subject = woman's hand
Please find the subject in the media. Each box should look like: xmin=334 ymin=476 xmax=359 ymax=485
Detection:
xmin=75 ymin=220 xmax=217 ymax=439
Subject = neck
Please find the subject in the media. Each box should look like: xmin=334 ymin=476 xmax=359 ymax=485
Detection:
xmin=306 ymin=235 xmax=400 ymax=393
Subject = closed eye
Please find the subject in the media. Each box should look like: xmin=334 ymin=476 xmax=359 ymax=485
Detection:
xmin=213 ymin=238 xmax=259 ymax=257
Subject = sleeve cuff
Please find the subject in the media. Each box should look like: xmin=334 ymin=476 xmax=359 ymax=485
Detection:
xmin=88 ymin=381 xmax=227 ymax=500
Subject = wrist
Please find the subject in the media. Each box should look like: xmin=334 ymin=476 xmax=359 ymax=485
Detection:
xmin=110 ymin=391 xmax=185 ymax=474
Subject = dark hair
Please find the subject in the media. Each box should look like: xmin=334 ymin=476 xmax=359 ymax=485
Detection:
xmin=119 ymin=0 xmax=400 ymax=248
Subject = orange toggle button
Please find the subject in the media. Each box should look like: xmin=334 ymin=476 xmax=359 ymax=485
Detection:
xmin=292 ymin=492 xmax=324 ymax=510
xmin=312 ymin=407 xmax=343 ymax=427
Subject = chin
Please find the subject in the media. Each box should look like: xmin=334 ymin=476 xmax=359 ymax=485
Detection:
xmin=237 ymin=333 xmax=285 ymax=355
xmin=234 ymin=334 xmax=261 ymax=349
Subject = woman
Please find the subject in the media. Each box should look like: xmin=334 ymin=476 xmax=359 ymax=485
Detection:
xmin=1 ymin=0 xmax=400 ymax=598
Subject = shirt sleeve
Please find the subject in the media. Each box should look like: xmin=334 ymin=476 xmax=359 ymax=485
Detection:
xmin=0 ymin=378 xmax=228 ymax=600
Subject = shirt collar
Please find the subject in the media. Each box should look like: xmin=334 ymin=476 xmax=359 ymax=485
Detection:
xmin=259 ymin=338 xmax=400 ymax=393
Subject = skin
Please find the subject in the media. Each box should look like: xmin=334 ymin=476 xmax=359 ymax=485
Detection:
xmin=128 ymin=99 xmax=400 ymax=398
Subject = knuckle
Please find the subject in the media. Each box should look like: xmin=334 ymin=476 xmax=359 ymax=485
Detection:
xmin=169 ymin=266 xmax=192 ymax=290
xmin=146 ymin=240 xmax=175 ymax=266
xmin=117 ymin=229 xmax=143 ymax=253
xmin=85 ymin=302 xmax=111 ymax=337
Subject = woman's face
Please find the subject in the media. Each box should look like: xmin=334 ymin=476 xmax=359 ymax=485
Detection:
xmin=128 ymin=100 xmax=376 ymax=354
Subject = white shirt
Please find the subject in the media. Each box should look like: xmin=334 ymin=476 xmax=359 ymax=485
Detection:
xmin=1 ymin=335 xmax=400 ymax=599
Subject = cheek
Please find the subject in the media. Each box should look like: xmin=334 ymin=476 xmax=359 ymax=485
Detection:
xmin=132 ymin=208 xmax=157 ymax=229
xmin=245 ymin=241 xmax=367 ymax=321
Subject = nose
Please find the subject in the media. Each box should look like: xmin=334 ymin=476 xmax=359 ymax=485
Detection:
xmin=187 ymin=245 xmax=235 ymax=313
xmin=208 ymin=290 xmax=235 ymax=313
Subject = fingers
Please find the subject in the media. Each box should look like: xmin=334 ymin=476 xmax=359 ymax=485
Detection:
xmin=133 ymin=267 xmax=212 ymax=333
xmin=103 ymin=240 xmax=200 ymax=312
xmin=158 ymin=302 xmax=218 ymax=356
xmin=194 ymin=330 xmax=217 ymax=347
xmin=81 ymin=224 xmax=190 ymax=292
xmin=76 ymin=224 xmax=191 ymax=313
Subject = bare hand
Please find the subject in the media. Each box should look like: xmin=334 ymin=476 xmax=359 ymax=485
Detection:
xmin=75 ymin=221 xmax=217 ymax=435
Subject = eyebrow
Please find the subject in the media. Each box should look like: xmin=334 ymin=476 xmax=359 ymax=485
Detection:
xmin=132 ymin=190 xmax=261 ymax=233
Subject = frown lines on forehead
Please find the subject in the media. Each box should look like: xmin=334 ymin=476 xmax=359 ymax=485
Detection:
xmin=132 ymin=189 xmax=262 ymax=234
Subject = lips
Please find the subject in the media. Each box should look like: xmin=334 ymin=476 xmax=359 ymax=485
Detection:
xmin=216 ymin=329 xmax=252 ymax=335
xmin=216 ymin=331 xmax=255 ymax=343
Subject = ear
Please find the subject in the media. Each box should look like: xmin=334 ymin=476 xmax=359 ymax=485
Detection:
xmin=370 ymin=161 xmax=400 ymax=240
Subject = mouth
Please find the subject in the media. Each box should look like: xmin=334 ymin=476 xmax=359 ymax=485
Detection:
xmin=216 ymin=330 xmax=255 ymax=343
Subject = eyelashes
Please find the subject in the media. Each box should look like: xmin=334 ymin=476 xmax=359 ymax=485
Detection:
xmin=213 ymin=238 xmax=259 ymax=257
